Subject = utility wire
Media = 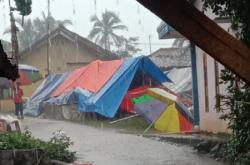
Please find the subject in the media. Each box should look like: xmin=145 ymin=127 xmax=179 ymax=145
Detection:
xmin=129 ymin=42 xmax=173 ymax=45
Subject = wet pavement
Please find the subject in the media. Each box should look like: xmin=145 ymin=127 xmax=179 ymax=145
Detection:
xmin=21 ymin=117 xmax=227 ymax=165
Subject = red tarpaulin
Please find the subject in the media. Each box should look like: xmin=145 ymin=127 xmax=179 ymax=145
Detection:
xmin=53 ymin=59 xmax=123 ymax=96
xmin=120 ymin=85 xmax=149 ymax=113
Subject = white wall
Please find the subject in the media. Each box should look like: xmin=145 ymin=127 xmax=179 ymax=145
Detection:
xmin=196 ymin=48 xmax=230 ymax=133
xmin=194 ymin=1 xmax=232 ymax=133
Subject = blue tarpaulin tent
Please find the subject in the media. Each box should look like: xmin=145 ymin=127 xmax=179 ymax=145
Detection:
xmin=44 ymin=88 xmax=82 ymax=105
xmin=77 ymin=56 xmax=171 ymax=118
xmin=24 ymin=73 xmax=69 ymax=116
xmin=28 ymin=56 xmax=171 ymax=118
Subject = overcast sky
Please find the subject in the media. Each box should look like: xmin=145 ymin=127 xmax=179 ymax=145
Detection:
xmin=0 ymin=0 xmax=173 ymax=55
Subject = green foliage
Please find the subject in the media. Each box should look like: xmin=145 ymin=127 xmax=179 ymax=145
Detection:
xmin=33 ymin=12 xmax=72 ymax=39
xmin=116 ymin=36 xmax=141 ymax=56
xmin=4 ymin=12 xmax=72 ymax=50
xmin=46 ymin=130 xmax=76 ymax=163
xmin=217 ymin=69 xmax=250 ymax=164
xmin=88 ymin=10 xmax=141 ymax=55
xmin=203 ymin=1 xmax=250 ymax=164
xmin=0 ymin=130 xmax=76 ymax=163
xmin=14 ymin=0 xmax=32 ymax=16
xmin=88 ymin=10 xmax=128 ymax=51
xmin=202 ymin=0 xmax=250 ymax=46
xmin=172 ymin=38 xmax=188 ymax=48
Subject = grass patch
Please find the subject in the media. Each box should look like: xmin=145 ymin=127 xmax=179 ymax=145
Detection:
xmin=81 ymin=115 xmax=158 ymax=134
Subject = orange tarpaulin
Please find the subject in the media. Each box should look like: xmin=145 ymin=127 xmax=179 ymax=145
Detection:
xmin=53 ymin=59 xmax=123 ymax=96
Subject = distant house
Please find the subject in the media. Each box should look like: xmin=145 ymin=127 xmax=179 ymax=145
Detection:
xmin=20 ymin=26 xmax=118 ymax=76
xmin=19 ymin=26 xmax=118 ymax=97
xmin=149 ymin=47 xmax=191 ymax=71
xmin=149 ymin=47 xmax=192 ymax=107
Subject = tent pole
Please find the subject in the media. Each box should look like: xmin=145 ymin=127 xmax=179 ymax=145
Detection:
xmin=190 ymin=42 xmax=200 ymax=127
xmin=142 ymin=121 xmax=154 ymax=135
xmin=110 ymin=114 xmax=139 ymax=124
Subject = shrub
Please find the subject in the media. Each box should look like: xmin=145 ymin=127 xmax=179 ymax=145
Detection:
xmin=218 ymin=69 xmax=250 ymax=164
xmin=0 ymin=130 xmax=76 ymax=163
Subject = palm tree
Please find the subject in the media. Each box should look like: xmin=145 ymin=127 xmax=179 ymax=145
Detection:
xmin=88 ymin=10 xmax=128 ymax=51
xmin=17 ymin=18 xmax=36 ymax=49
xmin=4 ymin=18 xmax=36 ymax=49
xmin=172 ymin=38 xmax=189 ymax=48
xmin=172 ymin=37 xmax=191 ymax=58
xmin=4 ymin=12 xmax=72 ymax=49
xmin=33 ymin=12 xmax=72 ymax=39
xmin=32 ymin=14 xmax=48 ymax=39
xmin=116 ymin=36 xmax=141 ymax=56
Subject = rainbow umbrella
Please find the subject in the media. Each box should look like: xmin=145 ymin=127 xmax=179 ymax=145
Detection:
xmin=17 ymin=64 xmax=42 ymax=85
xmin=0 ymin=64 xmax=42 ymax=87
xmin=133 ymin=88 xmax=193 ymax=133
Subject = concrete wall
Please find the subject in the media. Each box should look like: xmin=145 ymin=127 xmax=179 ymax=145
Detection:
xmin=194 ymin=1 xmax=232 ymax=133
xmin=196 ymin=48 xmax=230 ymax=133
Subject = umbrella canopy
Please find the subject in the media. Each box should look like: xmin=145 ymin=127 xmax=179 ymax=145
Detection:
xmin=132 ymin=94 xmax=154 ymax=104
xmin=134 ymin=99 xmax=167 ymax=123
xmin=17 ymin=64 xmax=42 ymax=85
xmin=132 ymin=88 xmax=193 ymax=133
xmin=19 ymin=64 xmax=39 ymax=72
xmin=0 ymin=64 xmax=42 ymax=87
xmin=154 ymin=103 xmax=193 ymax=133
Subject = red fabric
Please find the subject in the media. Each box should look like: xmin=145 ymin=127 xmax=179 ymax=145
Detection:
xmin=53 ymin=59 xmax=123 ymax=96
xmin=120 ymin=85 xmax=149 ymax=113
xmin=17 ymin=70 xmax=32 ymax=86
xmin=178 ymin=111 xmax=193 ymax=133
xmin=13 ymin=88 xmax=23 ymax=103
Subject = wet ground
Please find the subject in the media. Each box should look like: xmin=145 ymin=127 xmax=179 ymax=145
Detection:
xmin=20 ymin=117 xmax=226 ymax=165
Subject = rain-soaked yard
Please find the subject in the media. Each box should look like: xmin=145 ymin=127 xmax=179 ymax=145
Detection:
xmin=20 ymin=117 xmax=227 ymax=165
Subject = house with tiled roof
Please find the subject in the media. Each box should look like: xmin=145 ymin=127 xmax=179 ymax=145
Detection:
xmin=149 ymin=47 xmax=191 ymax=71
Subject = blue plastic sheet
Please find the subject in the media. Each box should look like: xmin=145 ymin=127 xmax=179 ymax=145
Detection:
xmin=78 ymin=56 xmax=171 ymax=118
xmin=24 ymin=73 xmax=69 ymax=116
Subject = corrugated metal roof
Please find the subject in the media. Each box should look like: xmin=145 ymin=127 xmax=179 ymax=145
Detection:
xmin=149 ymin=47 xmax=191 ymax=71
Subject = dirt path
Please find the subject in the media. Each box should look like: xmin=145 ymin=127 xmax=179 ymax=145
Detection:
xmin=20 ymin=117 xmax=226 ymax=165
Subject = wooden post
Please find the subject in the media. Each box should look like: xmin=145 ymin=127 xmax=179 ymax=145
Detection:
xmin=8 ymin=0 xmax=19 ymax=65
xmin=46 ymin=0 xmax=51 ymax=76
